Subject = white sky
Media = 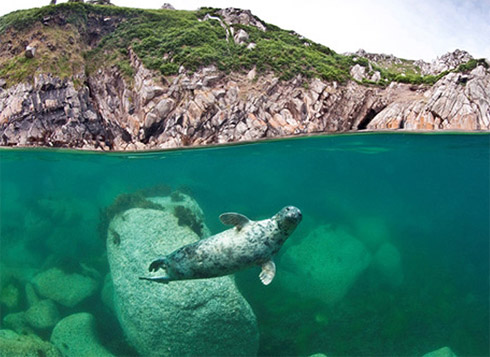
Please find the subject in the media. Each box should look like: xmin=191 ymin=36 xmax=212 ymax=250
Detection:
xmin=1 ymin=0 xmax=489 ymax=61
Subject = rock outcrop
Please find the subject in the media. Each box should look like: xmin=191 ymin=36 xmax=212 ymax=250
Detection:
xmin=106 ymin=195 xmax=259 ymax=356
xmin=0 ymin=73 xmax=120 ymax=150
xmin=1 ymin=49 xmax=487 ymax=150
xmin=368 ymin=66 xmax=490 ymax=130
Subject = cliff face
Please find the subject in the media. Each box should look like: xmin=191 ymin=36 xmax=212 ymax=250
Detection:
xmin=0 ymin=5 xmax=489 ymax=150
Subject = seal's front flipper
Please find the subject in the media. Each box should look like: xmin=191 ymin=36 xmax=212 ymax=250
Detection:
xmin=219 ymin=212 xmax=251 ymax=231
xmin=139 ymin=276 xmax=171 ymax=284
xmin=259 ymin=260 xmax=276 ymax=285
xmin=148 ymin=257 xmax=167 ymax=272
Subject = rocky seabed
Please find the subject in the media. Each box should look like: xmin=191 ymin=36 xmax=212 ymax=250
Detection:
xmin=0 ymin=191 xmax=460 ymax=356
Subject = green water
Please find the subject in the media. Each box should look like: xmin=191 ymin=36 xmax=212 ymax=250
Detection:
xmin=1 ymin=133 xmax=489 ymax=356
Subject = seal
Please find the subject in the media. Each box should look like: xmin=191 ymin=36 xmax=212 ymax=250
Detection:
xmin=139 ymin=206 xmax=302 ymax=285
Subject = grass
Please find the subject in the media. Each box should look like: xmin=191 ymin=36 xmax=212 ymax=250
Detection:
xmin=0 ymin=2 xmax=483 ymax=88
xmin=0 ymin=21 xmax=85 ymax=86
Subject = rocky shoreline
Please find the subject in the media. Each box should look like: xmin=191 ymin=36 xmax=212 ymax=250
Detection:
xmin=1 ymin=54 xmax=488 ymax=151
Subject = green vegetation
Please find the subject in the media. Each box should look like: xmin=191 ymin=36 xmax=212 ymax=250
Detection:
xmin=86 ymin=4 xmax=354 ymax=82
xmin=0 ymin=2 xmax=485 ymax=87
xmin=0 ymin=2 xmax=353 ymax=84
xmin=355 ymin=58 xmax=450 ymax=87
xmin=456 ymin=58 xmax=489 ymax=72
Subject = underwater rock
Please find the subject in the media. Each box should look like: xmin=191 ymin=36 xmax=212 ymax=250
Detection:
xmin=279 ymin=225 xmax=371 ymax=305
xmin=101 ymin=274 xmax=115 ymax=312
xmin=371 ymin=242 xmax=404 ymax=288
xmin=50 ymin=312 xmax=113 ymax=357
xmin=353 ymin=216 xmax=390 ymax=251
xmin=32 ymin=267 xmax=98 ymax=307
xmin=25 ymin=282 xmax=39 ymax=307
xmin=2 ymin=312 xmax=33 ymax=335
xmin=107 ymin=194 xmax=259 ymax=356
xmin=423 ymin=346 xmax=457 ymax=357
xmin=0 ymin=329 xmax=61 ymax=357
xmin=25 ymin=299 xmax=60 ymax=330
xmin=0 ymin=284 xmax=20 ymax=310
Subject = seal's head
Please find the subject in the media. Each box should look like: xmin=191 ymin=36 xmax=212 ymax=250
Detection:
xmin=275 ymin=206 xmax=302 ymax=236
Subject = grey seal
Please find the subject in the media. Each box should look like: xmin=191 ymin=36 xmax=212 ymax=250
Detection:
xmin=139 ymin=206 xmax=302 ymax=285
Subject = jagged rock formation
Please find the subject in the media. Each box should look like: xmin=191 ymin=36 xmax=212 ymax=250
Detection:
xmin=1 ymin=52 xmax=488 ymax=150
xmin=0 ymin=5 xmax=488 ymax=150
xmin=368 ymin=67 xmax=490 ymax=130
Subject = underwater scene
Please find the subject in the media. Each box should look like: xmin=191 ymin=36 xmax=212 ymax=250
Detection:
xmin=0 ymin=133 xmax=489 ymax=356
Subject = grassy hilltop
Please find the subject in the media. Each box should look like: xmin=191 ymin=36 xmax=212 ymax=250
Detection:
xmin=0 ymin=2 xmax=484 ymax=88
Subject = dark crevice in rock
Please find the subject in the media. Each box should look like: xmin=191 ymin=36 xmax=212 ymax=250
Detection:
xmin=357 ymin=108 xmax=379 ymax=130
xmin=121 ymin=129 xmax=131 ymax=142
xmin=142 ymin=121 xmax=164 ymax=144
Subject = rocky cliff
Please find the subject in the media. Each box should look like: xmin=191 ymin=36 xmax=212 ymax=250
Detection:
xmin=0 ymin=3 xmax=488 ymax=150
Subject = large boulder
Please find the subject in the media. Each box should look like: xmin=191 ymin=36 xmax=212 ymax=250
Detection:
xmin=278 ymin=225 xmax=372 ymax=305
xmin=50 ymin=313 xmax=113 ymax=357
xmin=106 ymin=195 xmax=259 ymax=356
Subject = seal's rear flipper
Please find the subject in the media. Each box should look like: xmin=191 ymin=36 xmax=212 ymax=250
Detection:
xmin=259 ymin=260 xmax=276 ymax=285
xmin=139 ymin=276 xmax=171 ymax=284
xmin=148 ymin=257 xmax=168 ymax=272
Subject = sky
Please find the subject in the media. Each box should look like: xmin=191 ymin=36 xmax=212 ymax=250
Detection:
xmin=1 ymin=0 xmax=489 ymax=61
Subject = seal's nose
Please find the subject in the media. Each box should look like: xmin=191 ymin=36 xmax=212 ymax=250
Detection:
xmin=284 ymin=206 xmax=302 ymax=222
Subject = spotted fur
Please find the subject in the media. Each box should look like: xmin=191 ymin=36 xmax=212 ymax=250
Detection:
xmin=140 ymin=206 xmax=302 ymax=284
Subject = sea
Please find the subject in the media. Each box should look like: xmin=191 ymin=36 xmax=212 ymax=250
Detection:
xmin=0 ymin=133 xmax=489 ymax=356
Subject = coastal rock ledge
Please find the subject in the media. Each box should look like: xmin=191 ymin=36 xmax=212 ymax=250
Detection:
xmin=2 ymin=54 xmax=488 ymax=151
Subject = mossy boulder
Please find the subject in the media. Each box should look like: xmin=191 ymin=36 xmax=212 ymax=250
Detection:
xmin=106 ymin=194 xmax=259 ymax=356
